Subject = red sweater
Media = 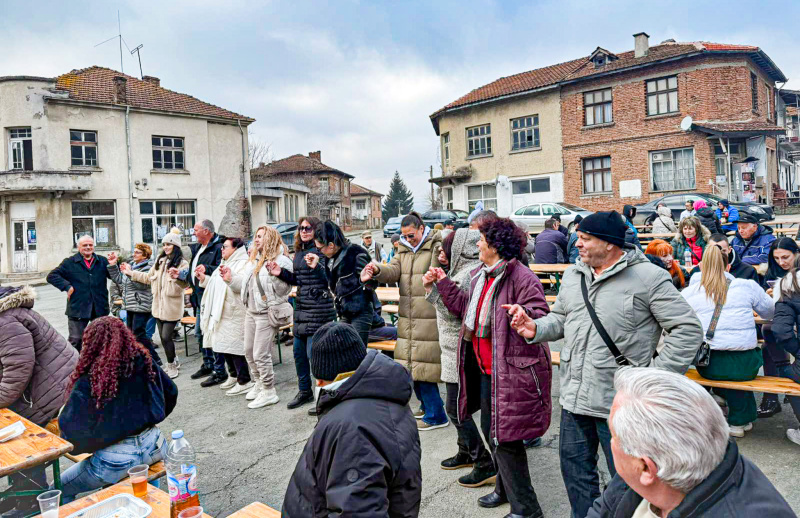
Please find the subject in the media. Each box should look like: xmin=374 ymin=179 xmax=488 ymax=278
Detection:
xmin=471 ymin=277 xmax=495 ymax=375
xmin=687 ymin=236 xmax=702 ymax=265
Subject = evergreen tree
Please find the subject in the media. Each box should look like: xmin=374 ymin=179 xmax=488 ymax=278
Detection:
xmin=382 ymin=171 xmax=414 ymax=222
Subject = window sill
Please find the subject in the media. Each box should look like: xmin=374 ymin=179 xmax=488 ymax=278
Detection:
xmin=151 ymin=169 xmax=190 ymax=175
xmin=649 ymin=188 xmax=697 ymax=194
xmin=465 ymin=154 xmax=493 ymax=161
xmin=580 ymin=192 xmax=614 ymax=198
xmin=581 ymin=122 xmax=615 ymax=130
xmin=69 ymin=166 xmax=102 ymax=173
xmin=644 ymin=112 xmax=682 ymax=120
xmin=509 ymin=147 xmax=542 ymax=155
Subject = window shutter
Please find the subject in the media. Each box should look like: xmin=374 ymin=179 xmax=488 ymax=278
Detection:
xmin=22 ymin=139 xmax=33 ymax=171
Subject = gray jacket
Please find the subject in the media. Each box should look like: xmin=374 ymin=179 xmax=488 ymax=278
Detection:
xmin=108 ymin=259 xmax=153 ymax=314
xmin=533 ymin=248 xmax=703 ymax=418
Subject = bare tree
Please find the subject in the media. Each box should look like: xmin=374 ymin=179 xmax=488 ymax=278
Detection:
xmin=248 ymin=130 xmax=273 ymax=170
xmin=426 ymin=185 xmax=443 ymax=211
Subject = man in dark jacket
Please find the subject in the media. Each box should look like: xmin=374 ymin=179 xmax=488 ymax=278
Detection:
xmin=731 ymin=211 xmax=776 ymax=266
xmin=567 ymin=214 xmax=583 ymax=264
xmin=688 ymin=234 xmax=759 ymax=283
xmin=46 ymin=235 xmax=111 ymax=350
xmin=534 ymin=218 xmax=568 ymax=263
xmin=622 ymin=205 xmax=642 ymax=250
xmin=587 ymin=367 xmax=793 ymax=517
xmin=283 ymin=322 xmax=421 ymax=517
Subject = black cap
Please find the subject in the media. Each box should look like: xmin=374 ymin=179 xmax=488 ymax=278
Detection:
xmin=311 ymin=322 xmax=367 ymax=381
xmin=573 ymin=214 xmax=584 ymax=227
xmin=578 ymin=211 xmax=627 ymax=248
xmin=738 ymin=211 xmax=759 ymax=224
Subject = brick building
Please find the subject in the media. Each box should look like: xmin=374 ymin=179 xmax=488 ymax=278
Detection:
xmin=350 ymin=183 xmax=384 ymax=229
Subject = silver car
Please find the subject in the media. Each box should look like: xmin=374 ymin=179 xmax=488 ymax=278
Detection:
xmin=510 ymin=202 xmax=593 ymax=233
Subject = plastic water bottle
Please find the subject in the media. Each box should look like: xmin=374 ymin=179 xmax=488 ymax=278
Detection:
xmin=166 ymin=430 xmax=200 ymax=518
xmin=684 ymin=250 xmax=692 ymax=267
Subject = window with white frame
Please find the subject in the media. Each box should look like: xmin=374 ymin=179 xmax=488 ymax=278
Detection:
xmin=265 ymin=200 xmax=277 ymax=223
xmin=355 ymin=200 xmax=366 ymax=210
xmin=584 ymin=89 xmax=612 ymax=125
xmin=140 ymin=200 xmax=196 ymax=248
xmin=466 ymin=124 xmax=491 ymax=157
xmin=444 ymin=187 xmax=454 ymax=210
xmin=8 ymin=127 xmax=32 ymax=171
xmin=442 ymin=133 xmax=450 ymax=168
xmin=72 ymin=201 xmax=116 ymax=247
xmin=582 ymin=157 xmax=612 ymax=194
xmin=152 ymin=136 xmax=185 ymax=170
xmin=319 ymin=177 xmax=329 ymax=192
xmin=510 ymin=115 xmax=540 ymax=150
xmin=512 ymin=177 xmax=551 ymax=195
xmin=467 ymin=184 xmax=497 ymax=211
xmin=650 ymin=148 xmax=695 ymax=191
xmin=70 ymin=130 xmax=98 ymax=167
xmin=646 ymin=76 xmax=678 ymax=116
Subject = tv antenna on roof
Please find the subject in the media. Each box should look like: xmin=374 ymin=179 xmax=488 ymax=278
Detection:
xmin=131 ymin=44 xmax=144 ymax=79
xmin=94 ymin=10 xmax=127 ymax=73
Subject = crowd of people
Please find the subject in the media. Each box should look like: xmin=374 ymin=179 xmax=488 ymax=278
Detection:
xmin=1 ymin=202 xmax=799 ymax=517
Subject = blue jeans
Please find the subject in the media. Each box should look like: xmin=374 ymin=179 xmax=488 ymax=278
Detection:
xmin=202 ymin=347 xmax=226 ymax=376
xmin=414 ymin=381 xmax=447 ymax=426
xmin=146 ymin=316 xmax=156 ymax=340
xmin=294 ymin=335 xmax=313 ymax=392
xmin=559 ymin=409 xmax=616 ymax=518
xmin=59 ymin=427 xmax=166 ymax=504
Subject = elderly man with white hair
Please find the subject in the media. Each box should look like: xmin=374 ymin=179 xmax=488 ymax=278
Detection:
xmin=47 ymin=234 xmax=112 ymax=350
xmin=587 ymin=367 xmax=794 ymax=517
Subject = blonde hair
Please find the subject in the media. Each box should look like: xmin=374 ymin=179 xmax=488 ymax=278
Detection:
xmin=250 ymin=225 xmax=283 ymax=273
xmin=700 ymin=244 xmax=730 ymax=306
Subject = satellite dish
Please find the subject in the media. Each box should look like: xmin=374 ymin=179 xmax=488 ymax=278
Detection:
xmin=680 ymin=116 xmax=693 ymax=132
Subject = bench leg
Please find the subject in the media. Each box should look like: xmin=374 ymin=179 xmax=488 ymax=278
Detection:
xmin=183 ymin=324 xmax=189 ymax=357
xmin=275 ymin=332 xmax=282 ymax=365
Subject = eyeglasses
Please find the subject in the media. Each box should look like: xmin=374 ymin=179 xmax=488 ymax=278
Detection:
xmin=403 ymin=233 xmax=416 ymax=240
xmin=299 ymin=226 xmax=313 ymax=232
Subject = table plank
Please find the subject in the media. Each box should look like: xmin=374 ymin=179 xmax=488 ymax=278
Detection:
xmin=685 ymin=369 xmax=800 ymax=396
xmin=529 ymin=264 xmax=571 ymax=274
xmin=374 ymin=287 xmax=400 ymax=304
xmin=0 ymin=408 xmax=73 ymax=477
xmin=226 ymin=501 xmax=281 ymax=518
xmin=638 ymin=232 xmax=677 ymax=240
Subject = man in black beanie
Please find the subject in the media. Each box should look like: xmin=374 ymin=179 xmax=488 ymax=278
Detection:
xmin=283 ymin=322 xmax=422 ymax=517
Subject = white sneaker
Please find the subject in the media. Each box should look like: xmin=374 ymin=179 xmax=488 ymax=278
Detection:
xmin=174 ymin=358 xmax=181 ymax=370
xmin=220 ymin=378 xmax=237 ymax=390
xmin=227 ymin=381 xmax=255 ymax=396
xmin=165 ymin=362 xmax=179 ymax=379
xmin=248 ymin=387 xmax=279 ymax=409
xmin=729 ymin=422 xmax=754 ymax=438
xmin=245 ymin=381 xmax=263 ymax=401
xmin=787 ymin=428 xmax=800 ymax=446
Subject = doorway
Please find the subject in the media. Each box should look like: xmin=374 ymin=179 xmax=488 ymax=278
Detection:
xmin=10 ymin=202 xmax=37 ymax=272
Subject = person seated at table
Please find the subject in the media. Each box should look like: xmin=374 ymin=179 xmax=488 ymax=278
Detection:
xmin=731 ymin=211 xmax=776 ymax=266
xmin=551 ymin=213 xmax=569 ymax=236
xmin=283 ymin=322 xmax=421 ymax=517
xmin=679 ymin=200 xmax=694 ymax=221
xmin=692 ymin=200 xmax=724 ymax=234
xmin=716 ymin=199 xmax=740 ymax=233
xmin=681 ymin=245 xmax=774 ymax=437
xmin=567 ymin=214 xmax=582 ymax=264
xmin=650 ymin=204 xmax=677 ymax=234
xmin=688 ymin=234 xmax=758 ymax=283
xmin=58 ymin=317 xmax=177 ymax=503
xmin=762 ymin=237 xmax=800 ymax=292
xmin=0 ymin=285 xmax=78 ymax=515
xmin=534 ymin=218 xmax=568 ymax=264
xmin=671 ymin=216 xmax=709 ymax=268
xmin=644 ymin=240 xmax=686 ymax=289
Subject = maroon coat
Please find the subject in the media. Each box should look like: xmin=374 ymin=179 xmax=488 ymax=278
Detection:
xmin=436 ymin=258 xmax=552 ymax=443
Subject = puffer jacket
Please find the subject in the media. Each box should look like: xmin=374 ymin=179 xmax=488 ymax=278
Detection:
xmin=651 ymin=205 xmax=677 ymax=233
xmin=283 ymin=350 xmax=421 ymax=517
xmin=695 ymin=206 xmax=724 ymax=234
xmin=0 ymin=286 xmax=78 ymax=426
xmin=534 ymin=228 xmax=567 ymax=264
xmin=567 ymin=232 xmax=580 ymax=264
xmin=128 ymin=256 xmax=190 ymax=322
xmin=327 ymin=243 xmax=372 ymax=317
xmin=533 ymin=248 xmax=703 ymax=418
xmin=373 ymin=228 xmax=443 ymax=383
xmin=586 ymin=441 xmax=795 ymax=518
xmin=716 ymin=205 xmax=740 ymax=232
xmin=435 ymin=259 xmax=552 ymax=443
xmin=108 ymin=259 xmax=153 ymax=313
xmin=425 ymin=229 xmax=481 ymax=383
xmin=732 ymin=224 xmax=776 ymax=266
xmin=198 ymin=246 xmax=249 ymax=355
xmin=229 ymin=254 xmax=293 ymax=314
xmin=278 ymin=241 xmax=336 ymax=338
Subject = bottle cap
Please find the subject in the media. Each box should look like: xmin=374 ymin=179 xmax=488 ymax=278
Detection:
xmin=172 ymin=430 xmax=184 ymax=440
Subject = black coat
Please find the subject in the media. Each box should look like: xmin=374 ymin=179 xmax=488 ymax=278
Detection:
xmin=187 ymin=234 xmax=223 ymax=307
xmin=586 ymin=442 xmax=794 ymax=518
xmin=278 ymin=241 xmax=336 ymax=338
xmin=695 ymin=207 xmax=724 ymax=234
xmin=770 ymin=294 xmax=800 ymax=358
xmin=283 ymin=350 xmax=421 ymax=517
xmin=46 ymin=253 xmax=111 ymax=319
xmin=327 ymin=242 xmax=373 ymax=318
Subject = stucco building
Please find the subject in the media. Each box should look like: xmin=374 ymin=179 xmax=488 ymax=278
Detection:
xmin=0 ymin=67 xmax=253 ymax=276
xmin=350 ymin=183 xmax=383 ymax=229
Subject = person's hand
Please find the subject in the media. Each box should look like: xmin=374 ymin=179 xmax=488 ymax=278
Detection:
xmin=67 ymin=287 xmax=74 ymax=299
xmin=120 ymin=263 xmax=132 ymax=275
xmin=767 ymin=287 xmax=774 ymax=297
xmin=305 ymin=253 xmax=320 ymax=270
xmin=168 ymin=267 xmax=180 ymax=279
xmin=430 ymin=267 xmax=447 ymax=283
xmin=219 ymin=265 xmax=232 ymax=282
xmin=422 ymin=269 xmax=437 ymax=291
xmin=107 ymin=252 xmax=118 ymax=266
xmin=438 ymin=250 xmax=448 ymax=266
xmin=195 ymin=269 xmax=206 ymax=283
xmin=501 ymin=304 xmax=537 ymax=339
xmin=266 ymin=261 xmax=281 ymax=276
xmin=360 ymin=262 xmax=377 ymax=283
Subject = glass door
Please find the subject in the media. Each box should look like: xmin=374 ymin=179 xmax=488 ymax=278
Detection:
xmin=11 ymin=219 xmax=37 ymax=272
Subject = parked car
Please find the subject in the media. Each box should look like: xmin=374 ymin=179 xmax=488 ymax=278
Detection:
xmin=510 ymin=202 xmax=593 ymax=233
xmin=633 ymin=193 xmax=774 ymax=226
xmin=383 ymin=216 xmax=402 ymax=238
xmin=272 ymin=222 xmax=298 ymax=247
xmin=421 ymin=209 xmax=469 ymax=230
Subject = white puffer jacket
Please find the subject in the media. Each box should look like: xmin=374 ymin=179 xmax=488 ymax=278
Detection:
xmin=228 ymin=254 xmax=293 ymax=314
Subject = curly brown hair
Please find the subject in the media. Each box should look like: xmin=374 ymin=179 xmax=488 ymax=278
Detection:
xmin=69 ymin=317 xmax=155 ymax=409
xmin=479 ymin=217 xmax=527 ymax=262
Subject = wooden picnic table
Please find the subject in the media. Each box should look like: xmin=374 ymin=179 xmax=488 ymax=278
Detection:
xmin=226 ymin=501 xmax=281 ymax=518
xmin=772 ymin=227 xmax=798 ymax=235
xmin=638 ymin=232 xmax=677 ymax=240
xmin=0 ymin=408 xmax=73 ymax=479
xmin=528 ymin=264 xmax=571 ymax=274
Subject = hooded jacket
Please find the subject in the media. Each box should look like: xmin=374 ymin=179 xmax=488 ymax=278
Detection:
xmin=586 ymin=441 xmax=795 ymax=518
xmin=278 ymin=241 xmax=336 ymax=338
xmin=283 ymin=350 xmax=421 ymax=517
xmin=0 ymin=286 xmax=78 ymax=426
xmin=716 ymin=201 xmax=740 ymax=232
xmin=695 ymin=207 xmax=724 ymax=234
xmin=47 ymin=253 xmax=111 ymax=319
xmin=731 ymin=225 xmax=776 ymax=265
xmin=532 ymin=248 xmax=703 ymax=418
xmin=108 ymin=259 xmax=153 ymax=314
xmin=128 ymin=255 xmax=190 ymax=322
xmin=622 ymin=205 xmax=642 ymax=250
xmin=567 ymin=232 xmax=580 ymax=264
xmin=534 ymin=228 xmax=568 ymax=264
xmin=651 ymin=205 xmax=677 ymax=234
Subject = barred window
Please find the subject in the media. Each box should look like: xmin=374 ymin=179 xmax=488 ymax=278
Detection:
xmin=650 ymin=148 xmax=695 ymax=191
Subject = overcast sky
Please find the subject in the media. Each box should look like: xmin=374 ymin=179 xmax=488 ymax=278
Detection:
xmin=3 ymin=0 xmax=799 ymax=210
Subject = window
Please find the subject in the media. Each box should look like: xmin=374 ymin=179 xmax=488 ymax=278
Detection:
xmin=466 ymin=124 xmax=492 ymax=157
xmin=139 ymin=200 xmax=196 ymax=247
xmin=283 ymin=194 xmax=299 ymax=222
xmin=751 ymin=73 xmax=758 ymax=111
xmin=646 ymin=76 xmax=678 ymax=115
xmin=8 ymin=127 xmax=32 ymax=171
xmin=319 ymin=177 xmax=329 ymax=192
xmin=650 ymin=148 xmax=696 ymax=191
xmin=355 ymin=200 xmax=366 ymax=210
xmin=765 ymin=83 xmax=772 ymax=119
xmin=467 ymin=184 xmax=497 ymax=211
xmin=584 ymin=89 xmax=612 ymax=126
xmin=152 ymin=136 xmax=185 ymax=170
xmin=713 ymin=143 xmax=742 ymax=156
xmin=514 ymin=205 xmax=540 ymax=216
xmin=70 ymin=130 xmax=97 ymax=167
xmin=343 ymin=180 xmax=349 ymax=196
xmin=582 ymin=157 xmax=612 ymax=194
xmin=265 ymin=201 xmax=277 ymax=223
xmin=512 ymin=177 xmax=551 ymax=195
xmin=72 ymin=201 xmax=116 ymax=247
xmin=510 ymin=115 xmax=540 ymax=151
xmin=444 ymin=187 xmax=454 ymax=210
xmin=442 ymin=133 xmax=450 ymax=168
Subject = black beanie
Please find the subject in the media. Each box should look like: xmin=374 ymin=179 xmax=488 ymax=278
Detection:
xmin=573 ymin=214 xmax=583 ymax=227
xmin=310 ymin=322 xmax=367 ymax=381
xmin=578 ymin=211 xmax=627 ymax=248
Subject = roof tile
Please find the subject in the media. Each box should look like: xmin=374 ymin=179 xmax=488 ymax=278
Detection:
xmin=251 ymin=154 xmax=354 ymax=180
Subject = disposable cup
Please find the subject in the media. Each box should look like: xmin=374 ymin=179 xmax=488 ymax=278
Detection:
xmin=127 ymin=464 xmax=149 ymax=498
xmin=37 ymin=490 xmax=61 ymax=518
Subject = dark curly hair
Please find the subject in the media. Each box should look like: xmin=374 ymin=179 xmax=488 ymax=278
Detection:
xmin=479 ymin=217 xmax=527 ymax=262
xmin=69 ymin=316 xmax=155 ymax=409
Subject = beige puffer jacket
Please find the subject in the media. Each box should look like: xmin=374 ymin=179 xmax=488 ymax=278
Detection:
xmin=128 ymin=256 xmax=189 ymax=322
xmin=374 ymin=228 xmax=442 ymax=383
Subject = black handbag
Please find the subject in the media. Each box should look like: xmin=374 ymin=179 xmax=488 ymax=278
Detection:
xmin=695 ymin=279 xmax=731 ymax=367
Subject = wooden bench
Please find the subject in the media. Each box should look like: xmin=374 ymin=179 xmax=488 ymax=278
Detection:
xmin=179 ymin=315 xmax=196 ymax=357
xmin=368 ymin=340 xmax=396 ymax=352
xmin=226 ymin=501 xmax=281 ymax=518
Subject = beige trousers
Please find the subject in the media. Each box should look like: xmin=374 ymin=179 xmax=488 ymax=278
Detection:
xmin=243 ymin=311 xmax=276 ymax=388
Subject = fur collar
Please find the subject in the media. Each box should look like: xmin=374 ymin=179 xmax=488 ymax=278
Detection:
xmin=0 ymin=285 xmax=36 ymax=313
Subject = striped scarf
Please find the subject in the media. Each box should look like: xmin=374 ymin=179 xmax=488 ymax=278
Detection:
xmin=465 ymin=259 xmax=508 ymax=339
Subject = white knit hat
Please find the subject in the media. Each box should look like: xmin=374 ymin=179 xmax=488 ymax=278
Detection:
xmin=161 ymin=227 xmax=182 ymax=246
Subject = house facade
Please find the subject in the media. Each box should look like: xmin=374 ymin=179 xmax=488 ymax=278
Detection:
xmin=250 ymin=178 xmax=309 ymax=227
xmin=777 ymin=89 xmax=800 ymax=200
xmin=0 ymin=67 xmax=253 ymax=275
xmin=350 ymin=183 xmax=383 ymax=229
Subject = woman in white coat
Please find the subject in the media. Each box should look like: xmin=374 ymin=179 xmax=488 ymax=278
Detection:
xmin=651 ymin=204 xmax=677 ymax=233
xmin=222 ymin=226 xmax=293 ymax=409
xmin=197 ymin=237 xmax=252 ymax=396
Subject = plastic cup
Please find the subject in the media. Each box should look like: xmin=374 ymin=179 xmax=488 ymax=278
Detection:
xmin=127 ymin=464 xmax=149 ymax=498
xmin=37 ymin=490 xmax=61 ymax=518
xmin=178 ymin=507 xmax=204 ymax=518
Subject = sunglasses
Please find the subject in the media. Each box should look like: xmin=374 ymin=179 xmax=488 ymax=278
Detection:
xmin=299 ymin=225 xmax=313 ymax=232
xmin=403 ymin=233 xmax=416 ymax=240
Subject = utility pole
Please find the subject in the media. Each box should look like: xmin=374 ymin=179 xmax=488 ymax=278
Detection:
xmin=429 ymin=165 xmax=434 ymax=210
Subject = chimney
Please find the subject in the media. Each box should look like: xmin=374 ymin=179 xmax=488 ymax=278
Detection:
xmin=309 ymin=151 xmax=321 ymax=162
xmin=142 ymin=75 xmax=160 ymax=87
xmin=633 ymin=32 xmax=650 ymax=58
xmin=112 ymin=76 xmax=128 ymax=104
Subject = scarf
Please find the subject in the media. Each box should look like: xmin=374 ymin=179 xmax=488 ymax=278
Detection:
xmin=464 ymin=259 xmax=508 ymax=338
xmin=200 ymin=247 xmax=248 ymax=346
xmin=399 ymin=226 xmax=431 ymax=254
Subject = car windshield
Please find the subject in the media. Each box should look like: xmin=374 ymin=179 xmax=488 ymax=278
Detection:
xmin=387 ymin=217 xmax=402 ymax=224
xmin=558 ymin=202 xmax=587 ymax=212
xmin=452 ymin=210 xmax=469 ymax=218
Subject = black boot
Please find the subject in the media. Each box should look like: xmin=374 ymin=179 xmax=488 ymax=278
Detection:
xmin=458 ymin=463 xmax=497 ymax=488
xmin=440 ymin=451 xmax=473 ymax=470
xmin=478 ymin=491 xmax=508 ymax=509
xmin=190 ymin=366 xmax=213 ymax=380
xmin=758 ymin=398 xmax=782 ymax=418
xmin=200 ymin=373 xmax=228 ymax=388
xmin=503 ymin=512 xmax=543 ymax=518
xmin=287 ymin=391 xmax=314 ymax=409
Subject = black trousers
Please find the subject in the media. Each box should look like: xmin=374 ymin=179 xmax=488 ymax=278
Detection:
xmin=224 ymin=353 xmax=252 ymax=385
xmin=126 ymin=311 xmax=162 ymax=366
xmin=157 ymin=320 xmax=178 ymax=364
xmin=67 ymin=318 xmax=91 ymax=350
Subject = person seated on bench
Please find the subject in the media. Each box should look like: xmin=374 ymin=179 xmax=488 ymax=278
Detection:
xmin=58 ymin=317 xmax=177 ymax=503
xmin=586 ymin=367 xmax=794 ymax=518
xmin=681 ymin=244 xmax=774 ymax=438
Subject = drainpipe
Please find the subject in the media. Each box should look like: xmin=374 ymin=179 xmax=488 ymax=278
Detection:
xmin=237 ymin=120 xmax=248 ymax=198
xmin=125 ymin=105 xmax=134 ymax=251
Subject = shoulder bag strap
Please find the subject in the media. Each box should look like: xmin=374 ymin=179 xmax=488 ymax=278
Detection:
xmin=580 ymin=273 xmax=630 ymax=366
xmin=254 ymin=264 xmax=268 ymax=301
xmin=705 ymin=279 xmax=732 ymax=341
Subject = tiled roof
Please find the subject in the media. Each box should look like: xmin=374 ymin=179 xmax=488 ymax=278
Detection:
xmin=54 ymin=66 xmax=254 ymax=122
xmin=250 ymin=154 xmax=354 ymax=180
xmin=350 ymin=183 xmax=384 ymax=197
xmin=693 ymin=120 xmax=786 ymax=134
xmin=562 ymin=42 xmax=704 ymax=81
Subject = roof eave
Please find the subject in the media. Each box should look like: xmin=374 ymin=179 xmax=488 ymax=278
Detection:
xmin=560 ymin=51 xmax=706 ymax=86
xmin=706 ymin=49 xmax=787 ymax=82
xmin=692 ymin=124 xmax=785 ymax=138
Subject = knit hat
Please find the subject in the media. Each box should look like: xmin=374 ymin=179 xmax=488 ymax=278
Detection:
xmin=161 ymin=227 xmax=182 ymax=246
xmin=573 ymin=214 xmax=584 ymax=227
xmin=738 ymin=211 xmax=759 ymax=224
xmin=311 ymin=322 xmax=367 ymax=381
xmin=578 ymin=211 xmax=627 ymax=248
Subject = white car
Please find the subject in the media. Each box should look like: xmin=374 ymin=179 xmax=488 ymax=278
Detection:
xmin=510 ymin=202 xmax=593 ymax=233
